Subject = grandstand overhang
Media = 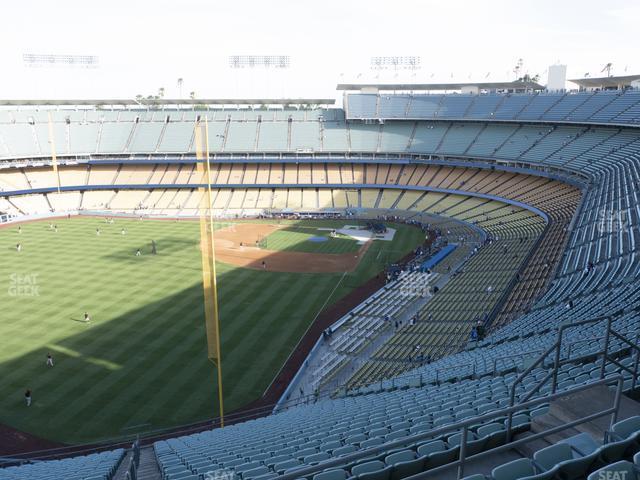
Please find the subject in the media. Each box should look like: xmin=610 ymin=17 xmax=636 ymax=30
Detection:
xmin=0 ymin=98 xmax=336 ymax=108
xmin=336 ymin=81 xmax=544 ymax=94
xmin=568 ymin=74 xmax=640 ymax=91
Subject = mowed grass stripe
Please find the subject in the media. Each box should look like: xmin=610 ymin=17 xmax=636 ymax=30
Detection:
xmin=53 ymin=303 xmax=206 ymax=436
xmin=229 ymin=276 xmax=337 ymax=399
xmin=0 ymin=217 xmax=424 ymax=443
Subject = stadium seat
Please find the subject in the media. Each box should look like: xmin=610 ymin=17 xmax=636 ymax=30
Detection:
xmin=313 ymin=469 xmax=348 ymax=480
xmin=491 ymin=458 xmax=556 ymax=480
xmin=351 ymin=460 xmax=392 ymax=480
xmin=477 ymin=423 xmax=507 ymax=450
xmin=384 ymin=450 xmax=423 ymax=480
xmin=533 ymin=443 xmax=597 ymax=479
xmin=587 ymin=461 xmax=640 ymax=480
xmin=611 ymin=416 xmax=640 ymax=444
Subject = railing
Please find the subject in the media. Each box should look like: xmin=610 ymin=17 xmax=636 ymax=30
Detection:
xmin=0 ymin=456 xmax=42 ymax=467
xmin=124 ymin=439 xmax=140 ymax=480
xmin=277 ymin=376 xmax=623 ymax=480
xmin=505 ymin=309 xmax=639 ymax=441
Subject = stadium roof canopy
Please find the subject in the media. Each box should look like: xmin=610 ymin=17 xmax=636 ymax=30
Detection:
xmin=568 ymin=74 xmax=640 ymax=90
xmin=336 ymin=81 xmax=544 ymax=92
xmin=0 ymin=98 xmax=335 ymax=107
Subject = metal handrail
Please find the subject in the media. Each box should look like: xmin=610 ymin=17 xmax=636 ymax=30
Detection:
xmin=419 ymin=376 xmax=625 ymax=480
xmin=506 ymin=309 xmax=633 ymax=441
xmin=277 ymin=376 xmax=623 ymax=480
xmin=0 ymin=456 xmax=42 ymax=467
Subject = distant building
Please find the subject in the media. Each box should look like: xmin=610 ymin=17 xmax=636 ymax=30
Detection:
xmin=547 ymin=65 xmax=567 ymax=91
xmin=568 ymin=74 xmax=640 ymax=92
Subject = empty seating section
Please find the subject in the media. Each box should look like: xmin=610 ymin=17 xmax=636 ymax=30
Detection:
xmin=291 ymin=122 xmax=322 ymax=151
xmin=129 ymin=122 xmax=163 ymax=152
xmin=33 ymin=122 xmax=66 ymax=156
xmin=0 ymin=124 xmax=39 ymax=157
xmin=349 ymin=124 xmax=380 ymax=152
xmin=438 ymin=95 xmax=475 ymax=118
xmin=81 ymin=190 xmax=115 ymax=210
xmin=408 ymin=123 xmax=449 ymax=152
xmin=2 ymin=159 xmax=582 ymax=224
xmin=437 ymin=124 xmax=483 ymax=154
xmin=0 ymin=112 xmax=638 ymax=172
xmin=312 ymin=271 xmax=435 ymax=390
xmin=159 ymin=122 xmax=194 ymax=152
xmin=257 ymin=123 xmax=289 ymax=151
xmin=566 ymin=91 xmax=620 ymax=122
xmin=378 ymin=95 xmax=411 ymax=118
xmin=520 ymin=126 xmax=585 ymax=163
xmin=225 ymin=122 xmax=258 ymax=151
xmin=1 ymin=98 xmax=640 ymax=480
xmin=407 ymin=95 xmax=443 ymax=117
xmin=322 ymin=121 xmax=350 ymax=151
xmin=349 ymin=205 xmax=547 ymax=385
xmin=346 ymin=90 xmax=640 ymax=124
xmin=0 ymin=169 xmax=30 ymax=191
xmin=348 ymin=94 xmax=378 ymax=118
xmin=98 ymin=122 xmax=134 ymax=153
xmin=516 ymin=93 xmax=563 ymax=120
xmin=494 ymin=125 xmax=553 ymax=158
xmin=493 ymin=95 xmax=533 ymax=120
xmin=8 ymin=194 xmax=51 ymax=215
xmin=0 ymin=449 xmax=125 ymax=480
xmin=47 ymin=192 xmax=81 ymax=212
xmin=151 ymin=338 xmax=640 ymax=480
xmin=379 ymin=123 xmax=411 ymax=152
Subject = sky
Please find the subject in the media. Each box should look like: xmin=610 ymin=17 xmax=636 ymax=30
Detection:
xmin=0 ymin=0 xmax=638 ymax=101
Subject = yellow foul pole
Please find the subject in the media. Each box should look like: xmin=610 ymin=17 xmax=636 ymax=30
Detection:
xmin=47 ymin=112 xmax=61 ymax=193
xmin=195 ymin=118 xmax=224 ymax=427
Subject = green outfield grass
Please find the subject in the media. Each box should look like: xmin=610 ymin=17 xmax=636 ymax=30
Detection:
xmin=0 ymin=216 xmax=424 ymax=444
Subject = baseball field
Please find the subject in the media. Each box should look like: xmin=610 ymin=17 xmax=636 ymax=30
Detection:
xmin=0 ymin=216 xmax=424 ymax=444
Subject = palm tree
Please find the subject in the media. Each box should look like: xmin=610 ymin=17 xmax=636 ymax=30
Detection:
xmin=177 ymin=78 xmax=184 ymax=98
xmin=189 ymin=91 xmax=196 ymax=99
xmin=158 ymin=87 xmax=165 ymax=98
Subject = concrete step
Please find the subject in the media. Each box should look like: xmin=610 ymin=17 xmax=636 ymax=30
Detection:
xmin=546 ymin=385 xmax=640 ymax=441
xmin=531 ymin=412 xmax=584 ymax=441
xmin=113 ymin=450 xmax=133 ymax=480
xmin=137 ymin=446 xmax=162 ymax=480
xmin=516 ymin=384 xmax=640 ymax=458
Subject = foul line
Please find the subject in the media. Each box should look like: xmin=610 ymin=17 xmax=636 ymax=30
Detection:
xmin=262 ymin=270 xmax=348 ymax=397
